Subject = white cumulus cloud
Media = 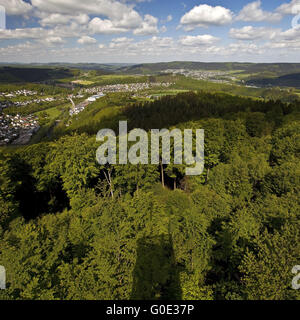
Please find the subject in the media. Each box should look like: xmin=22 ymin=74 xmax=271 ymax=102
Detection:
xmin=179 ymin=4 xmax=233 ymax=30
xmin=276 ymin=0 xmax=300 ymax=15
xmin=133 ymin=14 xmax=159 ymax=35
xmin=77 ymin=36 xmax=97 ymax=45
xmin=0 ymin=0 xmax=32 ymax=15
xmin=229 ymin=26 xmax=279 ymax=40
xmin=38 ymin=13 xmax=90 ymax=26
xmin=43 ymin=36 xmax=65 ymax=45
xmin=89 ymin=18 xmax=128 ymax=34
xmin=237 ymin=1 xmax=282 ymax=22
xmin=180 ymin=34 xmax=220 ymax=46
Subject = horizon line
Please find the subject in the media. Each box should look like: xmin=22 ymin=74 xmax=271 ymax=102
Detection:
xmin=1 ymin=61 xmax=300 ymax=65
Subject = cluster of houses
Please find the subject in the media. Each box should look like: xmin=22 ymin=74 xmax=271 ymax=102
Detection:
xmin=0 ymin=87 xmax=68 ymax=111
xmin=0 ymin=89 xmax=38 ymax=98
xmin=69 ymin=82 xmax=174 ymax=117
xmin=0 ymin=101 xmax=14 ymax=111
xmin=69 ymin=93 xmax=106 ymax=116
xmin=70 ymin=94 xmax=85 ymax=99
xmin=69 ymin=100 xmax=89 ymax=116
xmin=87 ymin=93 xmax=106 ymax=102
xmin=162 ymin=69 xmax=237 ymax=84
xmin=0 ymin=96 xmax=63 ymax=111
xmin=81 ymin=82 xmax=174 ymax=95
xmin=0 ymin=114 xmax=39 ymax=145
xmin=13 ymin=97 xmax=59 ymax=107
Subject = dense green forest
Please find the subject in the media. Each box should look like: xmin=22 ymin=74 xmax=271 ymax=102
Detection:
xmin=247 ymin=73 xmax=300 ymax=88
xmin=0 ymin=67 xmax=76 ymax=83
xmin=0 ymin=91 xmax=299 ymax=300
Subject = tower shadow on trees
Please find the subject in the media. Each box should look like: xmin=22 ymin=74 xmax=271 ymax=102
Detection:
xmin=9 ymin=155 xmax=69 ymax=221
xmin=131 ymin=234 xmax=182 ymax=300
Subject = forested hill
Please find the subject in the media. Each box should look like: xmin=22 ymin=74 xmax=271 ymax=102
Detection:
xmin=247 ymin=73 xmax=300 ymax=88
xmin=0 ymin=66 xmax=74 ymax=83
xmin=62 ymin=91 xmax=300 ymax=136
xmin=1 ymin=91 xmax=300 ymax=300
xmin=2 ymin=63 xmax=300 ymax=84
xmin=120 ymin=61 xmax=300 ymax=75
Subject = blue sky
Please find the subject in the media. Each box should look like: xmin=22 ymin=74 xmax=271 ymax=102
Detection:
xmin=0 ymin=0 xmax=299 ymax=63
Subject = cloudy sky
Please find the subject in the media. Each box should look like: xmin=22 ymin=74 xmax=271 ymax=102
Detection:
xmin=0 ymin=0 xmax=300 ymax=63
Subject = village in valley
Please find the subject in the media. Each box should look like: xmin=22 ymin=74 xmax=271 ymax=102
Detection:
xmin=162 ymin=69 xmax=238 ymax=84
xmin=81 ymin=82 xmax=174 ymax=95
xmin=0 ymin=113 xmax=39 ymax=146
xmin=1 ymin=63 xmax=299 ymax=147
xmin=0 ymin=79 xmax=175 ymax=145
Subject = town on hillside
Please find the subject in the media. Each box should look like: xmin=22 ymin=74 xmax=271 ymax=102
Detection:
xmin=0 ymin=81 xmax=174 ymax=145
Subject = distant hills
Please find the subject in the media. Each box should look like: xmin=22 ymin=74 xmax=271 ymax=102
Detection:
xmin=0 ymin=66 xmax=73 ymax=83
xmin=1 ymin=62 xmax=300 ymax=88
xmin=246 ymin=73 xmax=300 ymax=88
xmin=3 ymin=61 xmax=300 ymax=75
xmin=0 ymin=62 xmax=135 ymax=71
xmin=118 ymin=61 xmax=300 ymax=76
xmin=40 ymin=63 xmax=135 ymax=71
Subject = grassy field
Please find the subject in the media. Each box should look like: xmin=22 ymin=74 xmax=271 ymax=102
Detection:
xmin=30 ymin=103 xmax=70 ymax=144
xmin=71 ymin=80 xmax=95 ymax=85
xmin=35 ymin=105 xmax=63 ymax=120
xmin=90 ymin=74 xmax=148 ymax=86
xmin=149 ymin=89 xmax=190 ymax=98
xmin=63 ymin=74 xmax=149 ymax=87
